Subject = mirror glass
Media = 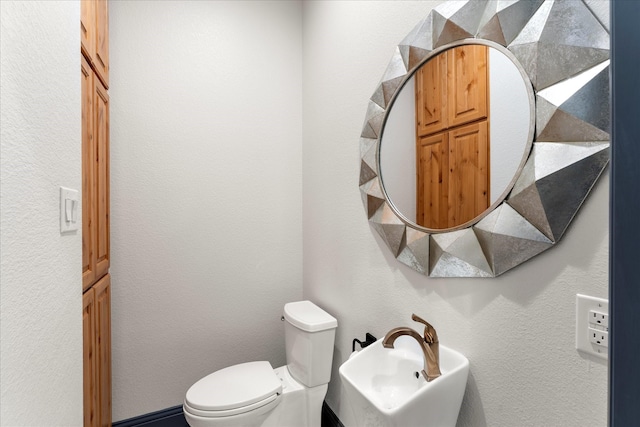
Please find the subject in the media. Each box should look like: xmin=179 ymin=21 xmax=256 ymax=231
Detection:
xmin=380 ymin=44 xmax=532 ymax=231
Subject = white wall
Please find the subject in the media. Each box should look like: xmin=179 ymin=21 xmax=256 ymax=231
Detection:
xmin=109 ymin=1 xmax=303 ymax=420
xmin=0 ymin=2 xmax=83 ymax=426
xmin=302 ymin=2 xmax=609 ymax=427
xmin=380 ymin=75 xmax=417 ymax=221
xmin=489 ymin=47 xmax=531 ymax=204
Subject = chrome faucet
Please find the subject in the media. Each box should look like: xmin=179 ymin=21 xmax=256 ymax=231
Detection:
xmin=382 ymin=314 xmax=441 ymax=382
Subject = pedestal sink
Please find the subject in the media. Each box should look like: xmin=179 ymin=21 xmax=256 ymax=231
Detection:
xmin=339 ymin=336 xmax=469 ymax=427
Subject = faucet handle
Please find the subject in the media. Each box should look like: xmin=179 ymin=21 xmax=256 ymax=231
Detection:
xmin=411 ymin=313 xmax=438 ymax=344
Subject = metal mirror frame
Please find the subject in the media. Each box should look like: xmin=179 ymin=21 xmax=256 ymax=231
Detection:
xmin=359 ymin=0 xmax=610 ymax=277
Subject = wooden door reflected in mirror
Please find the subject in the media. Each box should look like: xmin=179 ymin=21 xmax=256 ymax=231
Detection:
xmin=416 ymin=45 xmax=489 ymax=228
xmin=380 ymin=43 xmax=531 ymax=232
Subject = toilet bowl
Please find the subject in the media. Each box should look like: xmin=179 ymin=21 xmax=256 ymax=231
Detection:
xmin=183 ymin=301 xmax=337 ymax=427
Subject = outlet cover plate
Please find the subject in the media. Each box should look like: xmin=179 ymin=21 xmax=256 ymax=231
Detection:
xmin=576 ymin=294 xmax=609 ymax=360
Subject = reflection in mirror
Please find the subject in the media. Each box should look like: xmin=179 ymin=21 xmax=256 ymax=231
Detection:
xmin=380 ymin=44 xmax=532 ymax=230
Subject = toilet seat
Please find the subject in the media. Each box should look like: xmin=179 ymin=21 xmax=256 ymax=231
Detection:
xmin=184 ymin=361 xmax=282 ymax=418
xmin=184 ymin=393 xmax=280 ymax=418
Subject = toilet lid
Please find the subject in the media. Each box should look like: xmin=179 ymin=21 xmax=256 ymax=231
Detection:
xmin=185 ymin=361 xmax=282 ymax=412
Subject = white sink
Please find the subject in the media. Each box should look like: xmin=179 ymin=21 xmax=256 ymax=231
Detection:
xmin=339 ymin=336 xmax=469 ymax=427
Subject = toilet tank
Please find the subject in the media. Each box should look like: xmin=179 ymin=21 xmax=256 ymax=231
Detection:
xmin=283 ymin=301 xmax=337 ymax=388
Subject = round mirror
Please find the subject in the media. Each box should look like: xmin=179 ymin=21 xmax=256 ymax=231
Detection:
xmin=359 ymin=1 xmax=610 ymax=278
xmin=380 ymin=43 xmax=534 ymax=231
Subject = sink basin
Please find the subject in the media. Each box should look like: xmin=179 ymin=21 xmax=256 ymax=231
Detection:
xmin=339 ymin=336 xmax=469 ymax=427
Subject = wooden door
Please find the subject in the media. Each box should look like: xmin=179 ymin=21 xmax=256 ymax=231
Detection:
xmin=81 ymin=4 xmax=110 ymax=426
xmin=81 ymin=0 xmax=109 ymax=88
xmin=80 ymin=0 xmax=95 ymax=63
xmin=83 ymin=289 xmax=98 ymax=427
xmin=417 ymin=133 xmax=449 ymax=229
xmin=415 ymin=44 xmax=490 ymax=228
xmin=448 ymin=122 xmax=489 ymax=227
xmin=82 ymin=57 xmax=97 ymax=291
xmin=94 ymin=0 xmax=109 ymax=88
xmin=447 ymin=45 xmax=488 ymax=128
xmin=83 ymin=34 xmax=109 ymax=289
xmin=94 ymin=77 xmax=109 ymax=280
xmin=416 ymin=53 xmax=448 ymax=137
xmin=94 ymin=274 xmax=111 ymax=427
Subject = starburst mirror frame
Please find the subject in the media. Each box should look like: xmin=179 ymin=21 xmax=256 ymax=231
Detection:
xmin=359 ymin=0 xmax=610 ymax=277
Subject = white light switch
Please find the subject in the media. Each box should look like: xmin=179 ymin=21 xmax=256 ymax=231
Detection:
xmin=60 ymin=186 xmax=79 ymax=233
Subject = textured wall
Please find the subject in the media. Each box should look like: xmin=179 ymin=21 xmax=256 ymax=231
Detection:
xmin=0 ymin=1 xmax=83 ymax=425
xmin=109 ymin=1 xmax=303 ymax=420
xmin=302 ymin=2 xmax=609 ymax=426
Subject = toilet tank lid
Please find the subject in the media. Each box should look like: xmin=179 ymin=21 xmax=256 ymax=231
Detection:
xmin=284 ymin=301 xmax=337 ymax=332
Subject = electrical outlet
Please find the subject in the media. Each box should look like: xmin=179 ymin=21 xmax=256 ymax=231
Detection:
xmin=589 ymin=309 xmax=609 ymax=328
xmin=576 ymin=294 xmax=608 ymax=360
xmin=588 ymin=327 xmax=609 ymax=347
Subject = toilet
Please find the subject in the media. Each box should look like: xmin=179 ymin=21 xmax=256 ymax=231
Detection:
xmin=183 ymin=301 xmax=338 ymax=427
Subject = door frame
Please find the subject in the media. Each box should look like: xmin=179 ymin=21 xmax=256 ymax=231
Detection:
xmin=609 ymin=0 xmax=640 ymax=424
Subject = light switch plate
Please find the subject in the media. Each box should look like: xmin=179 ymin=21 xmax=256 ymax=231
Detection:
xmin=576 ymin=294 xmax=609 ymax=360
xmin=60 ymin=186 xmax=79 ymax=233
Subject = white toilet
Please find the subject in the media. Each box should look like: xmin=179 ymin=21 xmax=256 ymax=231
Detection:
xmin=183 ymin=301 xmax=338 ymax=427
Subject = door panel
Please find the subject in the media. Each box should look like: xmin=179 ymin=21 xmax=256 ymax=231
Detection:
xmin=82 ymin=57 xmax=96 ymax=291
xmin=447 ymin=45 xmax=488 ymax=128
xmin=94 ymin=0 xmax=109 ymax=87
xmin=416 ymin=54 xmax=448 ymax=137
xmin=80 ymin=0 xmax=95 ymax=63
xmin=94 ymin=78 xmax=109 ymax=280
xmin=94 ymin=275 xmax=111 ymax=427
xmin=417 ymin=132 xmax=449 ymax=229
xmin=83 ymin=290 xmax=97 ymax=427
xmin=448 ymin=122 xmax=489 ymax=227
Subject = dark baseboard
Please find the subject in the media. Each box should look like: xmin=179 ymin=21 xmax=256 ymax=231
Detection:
xmin=113 ymin=405 xmax=188 ymax=427
xmin=113 ymin=401 xmax=343 ymax=427
xmin=321 ymin=401 xmax=345 ymax=427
